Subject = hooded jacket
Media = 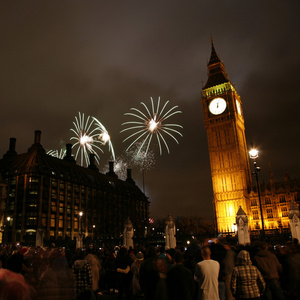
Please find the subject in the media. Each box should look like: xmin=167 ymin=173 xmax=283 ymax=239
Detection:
xmin=253 ymin=249 xmax=282 ymax=280
xmin=231 ymin=250 xmax=265 ymax=299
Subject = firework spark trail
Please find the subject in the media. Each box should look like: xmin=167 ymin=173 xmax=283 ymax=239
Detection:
xmin=70 ymin=112 xmax=104 ymax=167
xmin=70 ymin=112 xmax=116 ymax=167
xmin=121 ymin=97 xmax=183 ymax=155
xmin=92 ymin=117 xmax=116 ymax=161
xmin=47 ymin=149 xmax=66 ymax=159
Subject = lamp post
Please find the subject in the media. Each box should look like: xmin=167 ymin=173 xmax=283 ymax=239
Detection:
xmin=249 ymin=149 xmax=265 ymax=240
xmin=79 ymin=211 xmax=83 ymax=233
xmin=92 ymin=225 xmax=95 ymax=248
xmin=76 ymin=211 xmax=84 ymax=249
xmin=5 ymin=216 xmax=11 ymax=243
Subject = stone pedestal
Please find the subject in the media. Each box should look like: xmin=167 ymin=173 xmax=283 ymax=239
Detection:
xmin=236 ymin=206 xmax=250 ymax=245
xmin=123 ymin=218 xmax=134 ymax=249
xmin=289 ymin=201 xmax=300 ymax=241
xmin=35 ymin=227 xmax=44 ymax=247
xmin=165 ymin=214 xmax=176 ymax=250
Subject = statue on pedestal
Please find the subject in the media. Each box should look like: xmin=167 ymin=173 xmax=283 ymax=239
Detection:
xmin=165 ymin=214 xmax=176 ymax=249
xmin=123 ymin=217 xmax=134 ymax=249
xmin=236 ymin=206 xmax=250 ymax=245
xmin=289 ymin=201 xmax=300 ymax=241
xmin=35 ymin=226 xmax=44 ymax=247
xmin=76 ymin=233 xmax=84 ymax=249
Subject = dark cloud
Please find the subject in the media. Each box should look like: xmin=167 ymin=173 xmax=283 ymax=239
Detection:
xmin=0 ymin=1 xmax=299 ymax=220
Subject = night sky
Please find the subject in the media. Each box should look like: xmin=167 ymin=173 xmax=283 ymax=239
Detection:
xmin=1 ymin=1 xmax=300 ymax=221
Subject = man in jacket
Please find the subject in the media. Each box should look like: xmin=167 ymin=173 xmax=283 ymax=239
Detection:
xmin=253 ymin=242 xmax=285 ymax=300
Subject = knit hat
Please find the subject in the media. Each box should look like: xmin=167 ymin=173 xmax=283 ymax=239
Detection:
xmin=136 ymin=251 xmax=144 ymax=260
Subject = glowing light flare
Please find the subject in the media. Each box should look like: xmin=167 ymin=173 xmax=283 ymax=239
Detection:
xmin=121 ymin=97 xmax=183 ymax=156
xmin=229 ymin=205 xmax=233 ymax=216
xmin=148 ymin=115 xmax=159 ymax=132
xmin=99 ymin=132 xmax=110 ymax=144
xmin=232 ymin=223 xmax=237 ymax=232
xmin=79 ymin=131 xmax=93 ymax=149
xmin=249 ymin=149 xmax=259 ymax=159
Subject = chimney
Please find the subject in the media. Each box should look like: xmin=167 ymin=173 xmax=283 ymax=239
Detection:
xmin=9 ymin=138 xmax=16 ymax=152
xmin=34 ymin=130 xmax=41 ymax=144
xmin=3 ymin=137 xmax=17 ymax=159
xmin=109 ymin=161 xmax=114 ymax=173
xmin=106 ymin=161 xmax=117 ymax=177
xmin=127 ymin=169 xmax=132 ymax=180
xmin=66 ymin=144 xmax=72 ymax=158
xmin=126 ymin=169 xmax=135 ymax=184
xmin=63 ymin=144 xmax=75 ymax=163
xmin=88 ymin=153 xmax=98 ymax=171
xmin=28 ymin=130 xmax=45 ymax=153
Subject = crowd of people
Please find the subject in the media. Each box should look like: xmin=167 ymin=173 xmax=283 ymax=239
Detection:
xmin=0 ymin=238 xmax=299 ymax=300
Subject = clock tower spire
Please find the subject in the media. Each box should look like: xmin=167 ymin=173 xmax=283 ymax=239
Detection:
xmin=204 ymin=39 xmax=230 ymax=89
xmin=202 ymin=42 xmax=252 ymax=233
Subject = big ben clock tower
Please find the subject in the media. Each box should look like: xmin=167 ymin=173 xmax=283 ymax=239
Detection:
xmin=202 ymin=41 xmax=252 ymax=233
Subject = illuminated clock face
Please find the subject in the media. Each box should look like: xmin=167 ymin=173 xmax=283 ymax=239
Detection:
xmin=236 ymin=99 xmax=242 ymax=115
xmin=209 ymin=97 xmax=227 ymax=115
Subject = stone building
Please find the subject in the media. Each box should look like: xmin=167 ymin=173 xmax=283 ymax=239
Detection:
xmin=249 ymin=171 xmax=300 ymax=231
xmin=0 ymin=130 xmax=149 ymax=245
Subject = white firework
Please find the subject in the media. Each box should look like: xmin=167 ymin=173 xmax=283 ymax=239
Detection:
xmin=70 ymin=112 xmax=104 ymax=167
xmin=121 ymin=97 xmax=183 ymax=155
xmin=113 ymin=156 xmax=129 ymax=180
xmin=47 ymin=149 xmax=66 ymax=159
xmin=92 ymin=117 xmax=115 ymax=161
xmin=126 ymin=142 xmax=155 ymax=173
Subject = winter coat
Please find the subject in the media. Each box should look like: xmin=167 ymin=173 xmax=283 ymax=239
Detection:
xmin=253 ymin=250 xmax=282 ymax=280
xmin=72 ymin=259 xmax=93 ymax=297
xmin=86 ymin=254 xmax=101 ymax=292
xmin=231 ymin=250 xmax=265 ymax=299
xmin=37 ymin=257 xmax=75 ymax=300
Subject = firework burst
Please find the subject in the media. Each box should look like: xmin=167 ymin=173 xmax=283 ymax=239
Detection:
xmin=92 ymin=117 xmax=116 ymax=161
xmin=121 ymin=97 xmax=183 ymax=155
xmin=70 ymin=112 xmax=115 ymax=167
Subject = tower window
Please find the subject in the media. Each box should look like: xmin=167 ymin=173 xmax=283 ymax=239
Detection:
xmin=281 ymin=206 xmax=288 ymax=217
xmin=279 ymin=196 xmax=286 ymax=203
xmin=253 ymin=210 xmax=259 ymax=220
xmin=265 ymin=197 xmax=271 ymax=205
xmin=251 ymin=199 xmax=257 ymax=206
xmin=267 ymin=209 xmax=273 ymax=219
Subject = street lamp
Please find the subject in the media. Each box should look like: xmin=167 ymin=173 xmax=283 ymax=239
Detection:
xmin=5 ymin=216 xmax=11 ymax=243
xmin=249 ymin=149 xmax=265 ymax=240
xmin=79 ymin=211 xmax=83 ymax=233
xmin=92 ymin=225 xmax=95 ymax=248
